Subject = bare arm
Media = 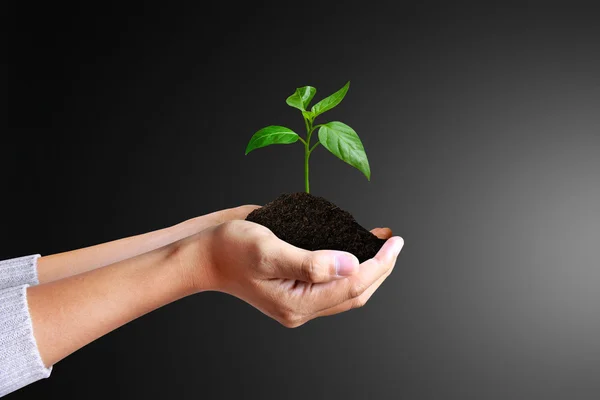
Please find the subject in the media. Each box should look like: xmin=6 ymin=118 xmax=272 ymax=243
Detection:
xmin=28 ymin=216 xmax=402 ymax=368
xmin=28 ymin=237 xmax=198 ymax=367
xmin=36 ymin=205 xmax=259 ymax=284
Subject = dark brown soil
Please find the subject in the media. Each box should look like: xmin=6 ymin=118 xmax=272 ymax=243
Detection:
xmin=245 ymin=192 xmax=387 ymax=263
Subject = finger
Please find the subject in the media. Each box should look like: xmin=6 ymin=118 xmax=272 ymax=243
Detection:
xmin=203 ymin=205 xmax=262 ymax=225
xmin=266 ymin=239 xmax=360 ymax=283
xmin=370 ymin=227 xmax=393 ymax=239
xmin=307 ymin=236 xmax=404 ymax=310
xmin=309 ymin=236 xmax=403 ymax=316
xmin=313 ymin=255 xmax=396 ymax=319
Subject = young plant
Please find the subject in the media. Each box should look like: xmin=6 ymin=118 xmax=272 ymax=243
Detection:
xmin=245 ymin=81 xmax=370 ymax=193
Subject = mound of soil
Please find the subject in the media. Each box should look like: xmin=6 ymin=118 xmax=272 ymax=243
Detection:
xmin=245 ymin=192 xmax=386 ymax=263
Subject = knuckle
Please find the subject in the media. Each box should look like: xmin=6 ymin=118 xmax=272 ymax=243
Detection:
xmin=350 ymin=280 xmax=368 ymax=298
xmin=211 ymin=222 xmax=230 ymax=242
xmin=256 ymin=236 xmax=274 ymax=255
xmin=278 ymin=310 xmax=303 ymax=329
xmin=301 ymin=256 xmax=323 ymax=282
xmin=228 ymin=219 xmax=253 ymax=232
xmin=250 ymin=240 xmax=271 ymax=266
xmin=379 ymin=264 xmax=395 ymax=282
xmin=250 ymin=225 xmax=274 ymax=243
xmin=281 ymin=319 xmax=302 ymax=329
xmin=218 ymin=219 xmax=240 ymax=234
xmin=385 ymin=265 xmax=395 ymax=278
xmin=352 ymin=296 xmax=367 ymax=309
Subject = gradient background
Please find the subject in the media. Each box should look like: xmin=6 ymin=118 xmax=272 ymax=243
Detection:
xmin=3 ymin=3 xmax=600 ymax=399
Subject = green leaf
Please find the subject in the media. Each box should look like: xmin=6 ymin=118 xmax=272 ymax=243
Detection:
xmin=311 ymin=81 xmax=350 ymax=117
xmin=302 ymin=110 xmax=315 ymax=122
xmin=286 ymin=86 xmax=317 ymax=111
xmin=318 ymin=121 xmax=370 ymax=180
xmin=245 ymin=126 xmax=299 ymax=155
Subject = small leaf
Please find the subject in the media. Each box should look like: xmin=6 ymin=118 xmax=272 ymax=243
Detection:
xmin=286 ymin=86 xmax=317 ymax=111
xmin=318 ymin=121 xmax=370 ymax=180
xmin=311 ymin=81 xmax=350 ymax=117
xmin=302 ymin=110 xmax=315 ymax=122
xmin=245 ymin=126 xmax=299 ymax=155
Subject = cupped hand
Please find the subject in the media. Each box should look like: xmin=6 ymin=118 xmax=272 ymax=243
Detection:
xmin=180 ymin=207 xmax=403 ymax=328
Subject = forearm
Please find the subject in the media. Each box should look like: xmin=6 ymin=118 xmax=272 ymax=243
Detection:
xmin=36 ymin=216 xmax=205 ymax=284
xmin=35 ymin=206 xmax=258 ymax=284
xmin=27 ymin=236 xmax=204 ymax=368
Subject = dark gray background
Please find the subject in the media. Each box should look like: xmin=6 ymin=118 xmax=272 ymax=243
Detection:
xmin=3 ymin=2 xmax=600 ymax=399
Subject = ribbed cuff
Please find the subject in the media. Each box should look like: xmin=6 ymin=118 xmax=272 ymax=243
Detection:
xmin=0 ymin=254 xmax=41 ymax=291
xmin=0 ymin=285 xmax=52 ymax=397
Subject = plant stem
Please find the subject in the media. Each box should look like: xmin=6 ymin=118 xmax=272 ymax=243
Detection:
xmin=304 ymin=118 xmax=313 ymax=193
xmin=310 ymin=124 xmax=323 ymax=133
xmin=305 ymin=140 xmax=310 ymax=193
xmin=309 ymin=142 xmax=320 ymax=154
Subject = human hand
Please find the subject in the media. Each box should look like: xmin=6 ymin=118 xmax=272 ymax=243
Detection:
xmin=179 ymin=218 xmax=403 ymax=328
xmin=187 ymin=204 xmax=262 ymax=231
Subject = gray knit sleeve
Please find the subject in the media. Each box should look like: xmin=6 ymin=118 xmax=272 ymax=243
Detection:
xmin=0 ymin=254 xmax=41 ymax=290
xmin=1 ymin=256 xmax=52 ymax=397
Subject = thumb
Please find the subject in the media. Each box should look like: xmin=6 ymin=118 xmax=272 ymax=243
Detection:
xmin=272 ymin=242 xmax=360 ymax=283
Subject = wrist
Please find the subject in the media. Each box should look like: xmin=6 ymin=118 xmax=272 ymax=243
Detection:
xmin=172 ymin=230 xmax=217 ymax=295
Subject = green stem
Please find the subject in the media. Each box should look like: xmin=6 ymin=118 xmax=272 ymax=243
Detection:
xmin=310 ymin=124 xmax=323 ymax=133
xmin=304 ymin=141 xmax=310 ymax=193
xmin=309 ymin=142 xmax=320 ymax=154
xmin=304 ymin=118 xmax=311 ymax=136
xmin=304 ymin=117 xmax=315 ymax=193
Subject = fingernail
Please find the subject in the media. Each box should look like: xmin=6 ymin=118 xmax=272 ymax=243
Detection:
xmin=334 ymin=252 xmax=359 ymax=276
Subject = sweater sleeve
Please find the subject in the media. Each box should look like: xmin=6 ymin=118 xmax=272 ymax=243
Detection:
xmin=0 ymin=256 xmax=52 ymax=397
xmin=0 ymin=254 xmax=41 ymax=290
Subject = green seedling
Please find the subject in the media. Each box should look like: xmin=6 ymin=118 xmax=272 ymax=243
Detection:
xmin=245 ymin=81 xmax=370 ymax=193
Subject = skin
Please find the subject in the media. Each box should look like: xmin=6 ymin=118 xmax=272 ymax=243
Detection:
xmin=36 ymin=206 xmax=261 ymax=284
xmin=28 ymin=205 xmax=404 ymax=368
